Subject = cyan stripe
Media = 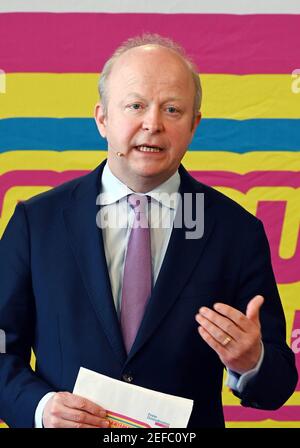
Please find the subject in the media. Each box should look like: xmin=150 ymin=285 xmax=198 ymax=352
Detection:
xmin=0 ymin=118 xmax=300 ymax=152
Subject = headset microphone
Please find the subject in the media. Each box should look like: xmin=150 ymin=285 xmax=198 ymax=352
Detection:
xmin=116 ymin=152 xmax=124 ymax=157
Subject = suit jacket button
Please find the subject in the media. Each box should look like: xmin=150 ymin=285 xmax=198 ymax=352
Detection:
xmin=123 ymin=374 xmax=133 ymax=383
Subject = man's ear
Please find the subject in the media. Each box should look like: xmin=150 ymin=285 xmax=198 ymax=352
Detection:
xmin=94 ymin=102 xmax=107 ymax=138
xmin=191 ymin=112 xmax=201 ymax=135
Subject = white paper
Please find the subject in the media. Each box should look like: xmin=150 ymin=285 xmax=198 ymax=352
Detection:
xmin=73 ymin=367 xmax=193 ymax=428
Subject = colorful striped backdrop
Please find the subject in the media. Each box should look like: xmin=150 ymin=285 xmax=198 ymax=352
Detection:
xmin=0 ymin=0 xmax=299 ymax=428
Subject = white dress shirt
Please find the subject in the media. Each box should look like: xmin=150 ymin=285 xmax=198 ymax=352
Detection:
xmin=98 ymin=162 xmax=180 ymax=317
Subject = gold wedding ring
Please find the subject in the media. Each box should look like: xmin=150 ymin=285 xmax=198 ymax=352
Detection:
xmin=222 ymin=336 xmax=232 ymax=346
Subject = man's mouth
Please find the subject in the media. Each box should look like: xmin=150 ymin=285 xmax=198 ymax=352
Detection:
xmin=135 ymin=145 xmax=163 ymax=153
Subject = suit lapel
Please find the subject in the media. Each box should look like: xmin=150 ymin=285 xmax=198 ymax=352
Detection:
xmin=63 ymin=161 xmax=127 ymax=365
xmin=127 ymin=166 xmax=215 ymax=361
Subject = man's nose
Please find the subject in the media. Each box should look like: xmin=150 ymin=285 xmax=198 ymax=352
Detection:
xmin=142 ymin=107 xmax=163 ymax=133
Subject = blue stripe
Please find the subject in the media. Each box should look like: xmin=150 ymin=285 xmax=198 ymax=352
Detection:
xmin=0 ymin=118 xmax=300 ymax=152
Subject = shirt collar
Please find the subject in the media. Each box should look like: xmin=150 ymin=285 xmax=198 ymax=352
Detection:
xmin=99 ymin=161 xmax=180 ymax=210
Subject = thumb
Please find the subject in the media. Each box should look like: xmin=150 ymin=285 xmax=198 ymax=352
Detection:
xmin=246 ymin=295 xmax=264 ymax=323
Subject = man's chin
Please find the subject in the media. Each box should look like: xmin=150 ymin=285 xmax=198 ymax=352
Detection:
xmin=131 ymin=164 xmax=168 ymax=180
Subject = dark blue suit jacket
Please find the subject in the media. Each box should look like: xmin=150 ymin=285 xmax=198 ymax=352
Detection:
xmin=0 ymin=161 xmax=297 ymax=427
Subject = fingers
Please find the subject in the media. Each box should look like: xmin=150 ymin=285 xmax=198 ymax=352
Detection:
xmin=246 ymin=295 xmax=264 ymax=323
xmin=212 ymin=297 xmax=264 ymax=331
xmin=62 ymin=392 xmax=106 ymax=415
xmin=43 ymin=392 xmax=109 ymax=428
xmin=195 ymin=295 xmax=264 ymax=345
xmin=212 ymin=303 xmax=251 ymax=332
xmin=195 ymin=313 xmax=234 ymax=349
xmin=47 ymin=416 xmax=108 ymax=428
xmin=58 ymin=406 xmax=109 ymax=428
xmin=195 ymin=295 xmax=264 ymax=373
xmin=197 ymin=325 xmax=232 ymax=359
xmin=196 ymin=306 xmax=240 ymax=343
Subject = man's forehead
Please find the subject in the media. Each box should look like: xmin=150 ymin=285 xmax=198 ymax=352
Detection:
xmin=112 ymin=45 xmax=188 ymax=74
xmin=123 ymin=71 xmax=186 ymax=87
xmin=107 ymin=45 xmax=195 ymax=101
xmin=115 ymin=74 xmax=192 ymax=102
xmin=123 ymin=91 xmax=186 ymax=102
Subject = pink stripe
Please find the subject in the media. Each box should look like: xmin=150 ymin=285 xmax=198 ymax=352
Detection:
xmin=224 ymin=406 xmax=300 ymax=421
xmin=0 ymin=13 xmax=299 ymax=73
xmin=155 ymin=422 xmax=170 ymax=427
xmin=0 ymin=170 xmax=88 ymax=219
xmin=190 ymin=171 xmax=300 ymax=192
xmin=107 ymin=410 xmax=151 ymax=427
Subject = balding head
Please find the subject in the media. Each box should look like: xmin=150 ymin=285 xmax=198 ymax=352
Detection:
xmin=98 ymin=34 xmax=202 ymax=121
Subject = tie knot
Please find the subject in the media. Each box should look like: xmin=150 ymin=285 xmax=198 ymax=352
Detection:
xmin=128 ymin=194 xmax=149 ymax=214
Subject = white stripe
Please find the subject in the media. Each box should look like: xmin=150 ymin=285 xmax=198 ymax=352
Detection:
xmin=1 ymin=0 xmax=300 ymax=14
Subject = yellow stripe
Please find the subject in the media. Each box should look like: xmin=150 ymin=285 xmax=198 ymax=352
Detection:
xmin=1 ymin=150 xmax=300 ymax=175
xmin=2 ymin=74 xmax=299 ymax=119
xmin=0 ymin=150 xmax=106 ymax=174
xmin=202 ymin=74 xmax=300 ymax=119
xmin=182 ymin=151 xmax=300 ymax=172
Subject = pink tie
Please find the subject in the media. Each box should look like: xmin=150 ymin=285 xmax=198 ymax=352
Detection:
xmin=120 ymin=194 xmax=152 ymax=354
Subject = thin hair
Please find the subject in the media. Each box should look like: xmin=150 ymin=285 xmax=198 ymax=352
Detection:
xmin=98 ymin=34 xmax=202 ymax=120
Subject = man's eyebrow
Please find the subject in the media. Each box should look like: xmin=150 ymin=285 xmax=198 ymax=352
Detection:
xmin=123 ymin=94 xmax=184 ymax=103
xmin=124 ymin=93 xmax=146 ymax=101
xmin=162 ymin=96 xmax=184 ymax=103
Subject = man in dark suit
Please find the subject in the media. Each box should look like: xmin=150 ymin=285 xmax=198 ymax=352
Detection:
xmin=0 ymin=34 xmax=298 ymax=428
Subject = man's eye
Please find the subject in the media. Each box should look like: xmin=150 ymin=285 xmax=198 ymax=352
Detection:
xmin=129 ymin=103 xmax=142 ymax=110
xmin=166 ymin=106 xmax=178 ymax=113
